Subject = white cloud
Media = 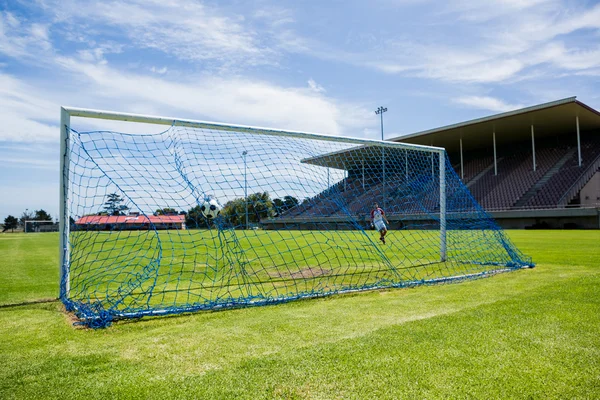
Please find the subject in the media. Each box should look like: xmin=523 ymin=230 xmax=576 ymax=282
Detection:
xmin=43 ymin=0 xmax=279 ymax=69
xmin=54 ymin=56 xmax=341 ymax=133
xmin=0 ymin=12 xmax=52 ymax=60
xmin=0 ymin=156 xmax=57 ymax=169
xmin=307 ymin=79 xmax=325 ymax=93
xmin=315 ymin=1 xmax=600 ymax=84
xmin=534 ymin=42 xmax=600 ymax=71
xmin=440 ymin=0 xmax=557 ymax=22
xmin=0 ymin=53 xmax=374 ymax=142
xmin=420 ymin=58 xmax=524 ymax=83
xmin=453 ymin=96 xmax=525 ymax=112
xmin=150 ymin=66 xmax=168 ymax=75
xmin=253 ymin=7 xmax=295 ymax=27
xmin=0 ymin=73 xmax=59 ymax=142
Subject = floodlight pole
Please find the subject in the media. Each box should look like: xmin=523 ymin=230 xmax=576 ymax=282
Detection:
xmin=375 ymin=106 xmax=387 ymax=141
xmin=243 ymin=151 xmax=248 ymax=230
xmin=375 ymin=106 xmax=388 ymax=209
xmin=576 ymin=116 xmax=582 ymax=167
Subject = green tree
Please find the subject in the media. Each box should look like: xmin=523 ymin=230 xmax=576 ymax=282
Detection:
xmin=2 ymin=215 xmax=18 ymax=232
xmin=19 ymin=210 xmax=33 ymax=227
xmin=249 ymin=192 xmax=275 ymax=222
xmin=221 ymin=192 xmax=275 ymax=228
xmin=103 ymin=193 xmax=129 ymax=216
xmin=185 ymin=205 xmax=209 ymax=229
xmin=33 ymin=209 xmax=53 ymax=221
xmin=283 ymin=196 xmax=299 ymax=210
xmin=272 ymin=195 xmax=299 ymax=215
xmin=221 ymin=198 xmax=245 ymax=227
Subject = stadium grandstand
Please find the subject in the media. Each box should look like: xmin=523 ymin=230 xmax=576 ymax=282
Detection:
xmin=270 ymin=97 xmax=600 ymax=229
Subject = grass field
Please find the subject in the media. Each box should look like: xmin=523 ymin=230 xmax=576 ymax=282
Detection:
xmin=63 ymin=228 xmax=527 ymax=326
xmin=1 ymin=230 xmax=599 ymax=399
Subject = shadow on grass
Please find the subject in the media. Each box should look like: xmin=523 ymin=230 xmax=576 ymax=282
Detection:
xmin=0 ymin=298 xmax=58 ymax=309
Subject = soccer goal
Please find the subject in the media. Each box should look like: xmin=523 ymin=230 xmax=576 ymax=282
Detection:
xmin=24 ymin=220 xmax=58 ymax=233
xmin=59 ymin=107 xmax=532 ymax=328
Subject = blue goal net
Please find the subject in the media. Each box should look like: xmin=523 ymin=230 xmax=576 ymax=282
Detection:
xmin=60 ymin=110 xmax=532 ymax=328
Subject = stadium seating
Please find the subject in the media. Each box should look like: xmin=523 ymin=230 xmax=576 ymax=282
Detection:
xmin=524 ymin=136 xmax=600 ymax=208
xmin=282 ymin=134 xmax=600 ymax=218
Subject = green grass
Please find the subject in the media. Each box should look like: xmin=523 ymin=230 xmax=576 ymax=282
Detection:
xmin=1 ymin=230 xmax=599 ymax=399
xmin=0 ymin=233 xmax=58 ymax=305
xmin=65 ymin=228 xmax=525 ymax=319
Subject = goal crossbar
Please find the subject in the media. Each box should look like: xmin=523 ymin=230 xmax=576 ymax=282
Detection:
xmin=61 ymin=107 xmax=445 ymax=153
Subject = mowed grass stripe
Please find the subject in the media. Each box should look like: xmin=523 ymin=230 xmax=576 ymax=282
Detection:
xmin=0 ymin=233 xmax=58 ymax=305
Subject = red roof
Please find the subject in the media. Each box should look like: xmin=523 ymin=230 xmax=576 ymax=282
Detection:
xmin=76 ymin=215 xmax=185 ymax=225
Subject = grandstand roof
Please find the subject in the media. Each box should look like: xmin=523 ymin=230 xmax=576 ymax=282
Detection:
xmin=392 ymin=97 xmax=600 ymax=153
xmin=302 ymin=97 xmax=600 ymax=171
xmin=301 ymin=145 xmax=384 ymax=170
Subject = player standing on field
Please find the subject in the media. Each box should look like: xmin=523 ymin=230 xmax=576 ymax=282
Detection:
xmin=370 ymin=202 xmax=390 ymax=244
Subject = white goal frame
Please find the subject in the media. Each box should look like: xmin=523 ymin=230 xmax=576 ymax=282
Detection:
xmin=59 ymin=106 xmax=447 ymax=300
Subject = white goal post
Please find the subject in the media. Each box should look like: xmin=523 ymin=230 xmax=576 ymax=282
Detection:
xmin=59 ymin=106 xmax=448 ymax=301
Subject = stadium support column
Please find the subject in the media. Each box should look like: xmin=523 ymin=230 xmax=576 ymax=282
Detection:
xmin=531 ymin=125 xmax=536 ymax=172
xmin=405 ymin=150 xmax=408 ymax=180
xmin=493 ymin=129 xmax=498 ymax=176
xmin=361 ymin=158 xmax=365 ymax=189
xmin=439 ymin=151 xmax=447 ymax=262
xmin=59 ymin=107 xmax=71 ymax=300
xmin=576 ymin=116 xmax=582 ymax=167
xmin=459 ymin=136 xmax=464 ymax=179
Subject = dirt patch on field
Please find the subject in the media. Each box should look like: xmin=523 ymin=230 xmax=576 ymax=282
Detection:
xmin=60 ymin=304 xmax=88 ymax=329
xmin=268 ymin=267 xmax=331 ymax=279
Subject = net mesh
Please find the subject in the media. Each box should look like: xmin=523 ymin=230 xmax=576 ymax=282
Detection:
xmin=61 ymin=123 xmax=532 ymax=328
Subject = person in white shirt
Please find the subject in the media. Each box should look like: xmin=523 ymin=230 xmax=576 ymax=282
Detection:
xmin=370 ymin=202 xmax=390 ymax=244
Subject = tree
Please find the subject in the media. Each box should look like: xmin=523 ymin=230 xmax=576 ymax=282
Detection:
xmin=19 ymin=210 xmax=33 ymax=227
xmin=221 ymin=198 xmax=246 ymax=227
xmin=103 ymin=193 xmax=129 ymax=216
xmin=33 ymin=209 xmax=52 ymax=221
xmin=2 ymin=215 xmax=18 ymax=232
xmin=272 ymin=195 xmax=299 ymax=215
xmin=248 ymin=192 xmax=275 ymax=222
xmin=185 ymin=205 xmax=209 ymax=229
xmin=221 ymin=192 xmax=275 ymax=228
xmin=283 ymin=196 xmax=299 ymax=210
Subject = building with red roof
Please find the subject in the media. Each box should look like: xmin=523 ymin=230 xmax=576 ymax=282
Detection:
xmin=75 ymin=213 xmax=185 ymax=231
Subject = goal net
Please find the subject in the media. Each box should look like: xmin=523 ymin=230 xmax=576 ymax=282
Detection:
xmin=60 ymin=108 xmax=532 ymax=328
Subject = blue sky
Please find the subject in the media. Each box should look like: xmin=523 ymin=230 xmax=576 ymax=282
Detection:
xmin=1 ymin=0 xmax=600 ymax=220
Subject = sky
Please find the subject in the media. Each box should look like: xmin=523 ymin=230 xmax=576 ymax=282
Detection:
xmin=1 ymin=0 xmax=600 ymax=221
